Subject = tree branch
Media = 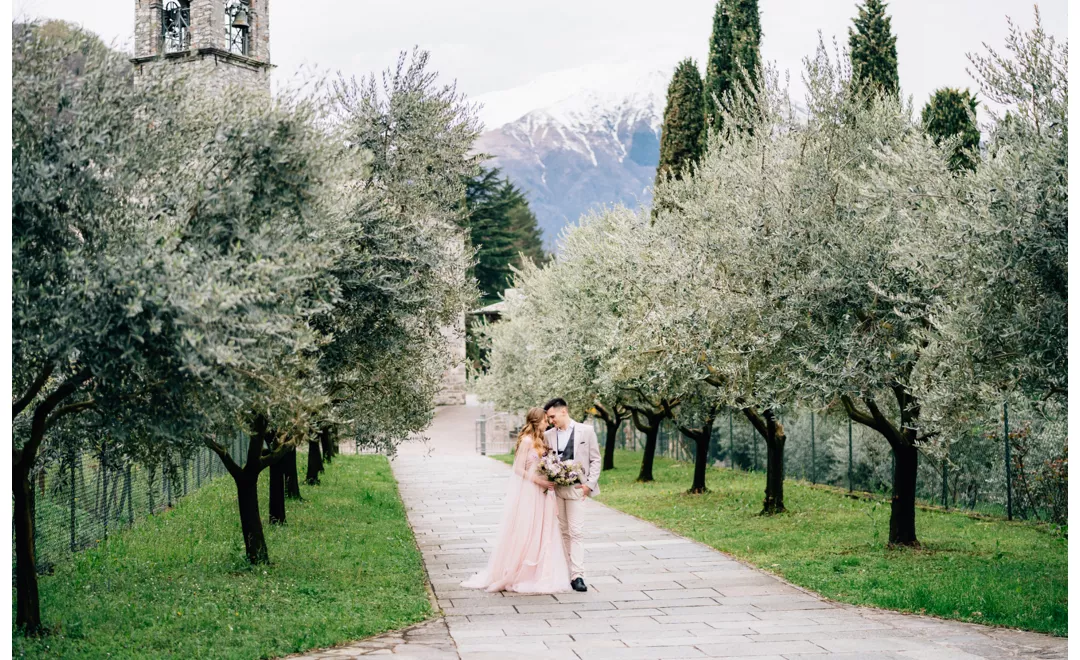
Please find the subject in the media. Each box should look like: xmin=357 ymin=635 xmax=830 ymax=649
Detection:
xmin=628 ymin=407 xmax=657 ymax=434
xmin=260 ymin=440 xmax=295 ymax=469
xmin=865 ymin=397 xmax=904 ymax=448
xmin=44 ymin=399 xmax=96 ymax=431
xmin=13 ymin=361 xmax=55 ymax=420
xmin=18 ymin=367 xmax=93 ymax=470
xmin=592 ymin=402 xmax=612 ymax=424
xmin=840 ymin=394 xmax=876 ymax=429
xmin=204 ymin=437 xmax=242 ymax=479
xmin=742 ymin=406 xmax=768 ymax=439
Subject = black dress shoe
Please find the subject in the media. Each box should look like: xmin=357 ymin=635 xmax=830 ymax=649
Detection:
xmin=571 ymin=578 xmax=587 ymax=592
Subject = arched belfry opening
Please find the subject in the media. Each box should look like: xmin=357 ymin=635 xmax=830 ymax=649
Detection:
xmin=132 ymin=0 xmax=271 ymax=93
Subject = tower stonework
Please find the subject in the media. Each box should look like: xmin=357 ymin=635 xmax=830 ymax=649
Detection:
xmin=435 ymin=313 xmax=467 ymax=406
xmin=132 ymin=0 xmax=271 ymax=94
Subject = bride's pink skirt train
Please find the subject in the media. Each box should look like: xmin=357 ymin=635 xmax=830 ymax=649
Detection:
xmin=461 ymin=446 xmax=571 ymax=594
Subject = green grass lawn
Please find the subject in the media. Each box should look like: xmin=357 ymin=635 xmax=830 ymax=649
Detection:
xmin=14 ymin=454 xmax=431 ymax=659
xmin=493 ymin=449 xmax=1066 ymax=636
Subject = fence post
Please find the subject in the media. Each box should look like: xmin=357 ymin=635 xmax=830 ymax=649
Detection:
xmin=1004 ymin=401 xmax=1013 ymax=521
xmin=478 ymin=417 xmax=487 ymax=455
xmin=70 ymin=452 xmax=77 ymax=552
xmin=810 ymin=411 xmax=816 ymax=484
xmin=164 ymin=460 xmax=172 ymax=508
xmin=182 ymin=456 xmax=188 ymax=497
xmin=752 ymin=422 xmax=758 ymax=472
xmin=102 ymin=444 xmax=109 ymax=542
xmin=148 ymin=464 xmax=155 ymax=514
xmin=941 ymin=446 xmax=949 ymax=510
xmin=126 ymin=464 xmax=134 ymax=525
xmin=728 ymin=410 xmax=734 ymax=469
xmin=847 ymin=417 xmax=853 ymax=493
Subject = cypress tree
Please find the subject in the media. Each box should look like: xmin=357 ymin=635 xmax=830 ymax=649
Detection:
xmin=849 ymin=0 xmax=899 ymax=97
xmin=922 ymin=88 xmax=980 ymax=172
xmin=656 ymin=59 xmax=705 ymax=184
xmin=703 ymin=0 xmax=762 ymax=127
xmin=704 ymin=3 xmax=733 ymax=125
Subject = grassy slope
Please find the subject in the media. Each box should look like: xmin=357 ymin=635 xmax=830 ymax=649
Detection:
xmin=493 ymin=449 xmax=1066 ymax=636
xmin=15 ymin=454 xmax=431 ymax=659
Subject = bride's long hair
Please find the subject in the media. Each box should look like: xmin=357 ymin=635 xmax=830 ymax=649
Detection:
xmin=516 ymin=407 xmax=548 ymax=457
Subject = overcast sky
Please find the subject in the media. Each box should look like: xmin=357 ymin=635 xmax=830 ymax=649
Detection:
xmin=14 ymin=0 xmax=1067 ymax=126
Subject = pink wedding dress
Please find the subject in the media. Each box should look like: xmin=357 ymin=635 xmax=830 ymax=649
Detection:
xmin=461 ymin=440 xmax=571 ymax=594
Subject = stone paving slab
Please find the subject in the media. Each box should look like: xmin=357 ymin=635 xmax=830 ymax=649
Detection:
xmin=283 ymin=619 xmax=458 ymax=659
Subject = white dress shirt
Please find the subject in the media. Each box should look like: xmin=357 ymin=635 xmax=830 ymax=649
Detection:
xmin=556 ymin=424 xmax=573 ymax=453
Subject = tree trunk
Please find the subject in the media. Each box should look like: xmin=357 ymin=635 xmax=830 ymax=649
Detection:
xmin=236 ymin=474 xmax=269 ymax=564
xmin=603 ymin=419 xmax=619 ymax=471
xmin=689 ymin=436 xmax=710 ymax=494
xmin=268 ymin=458 xmax=286 ymax=525
xmin=744 ymin=407 xmax=786 ymax=515
xmin=842 ymin=387 xmax=922 ymax=547
xmin=320 ymin=429 xmax=333 ymax=466
xmin=762 ymin=432 xmax=786 ymax=514
xmin=284 ymin=447 xmax=302 ymax=499
xmin=637 ymin=427 xmax=659 ymax=483
xmin=13 ymin=460 xmax=41 ymax=635
xmin=306 ymin=438 xmax=323 ymax=485
xmin=12 ymin=366 xmax=93 ymax=635
xmin=889 ymin=442 xmax=919 ymax=546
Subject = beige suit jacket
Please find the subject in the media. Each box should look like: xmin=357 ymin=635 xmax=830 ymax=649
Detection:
xmin=544 ymin=421 xmax=602 ymax=496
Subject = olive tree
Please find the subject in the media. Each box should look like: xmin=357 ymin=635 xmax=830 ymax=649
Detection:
xmin=647 ymin=63 xmax=801 ymax=512
xmin=12 ymin=24 xmax=342 ymax=630
xmin=912 ymin=10 xmax=1066 ymax=424
xmin=302 ymin=49 xmax=479 ymax=473
xmin=764 ymin=43 xmax=965 ymax=543
xmin=551 ymin=208 xmax=687 ymax=483
xmin=12 ymin=26 xmax=205 ymax=633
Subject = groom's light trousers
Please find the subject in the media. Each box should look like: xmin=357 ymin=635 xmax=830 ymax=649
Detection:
xmin=556 ymin=491 xmax=586 ymax=580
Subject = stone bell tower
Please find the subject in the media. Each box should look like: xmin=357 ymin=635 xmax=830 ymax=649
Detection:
xmin=132 ymin=0 xmax=271 ymax=93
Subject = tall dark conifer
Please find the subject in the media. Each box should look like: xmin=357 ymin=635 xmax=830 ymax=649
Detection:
xmin=849 ymin=0 xmax=899 ymax=97
xmin=465 ymin=167 xmax=546 ymax=303
xmin=922 ymin=88 xmax=980 ymax=172
xmin=704 ymin=0 xmax=762 ymax=127
xmin=656 ymin=59 xmax=705 ymax=184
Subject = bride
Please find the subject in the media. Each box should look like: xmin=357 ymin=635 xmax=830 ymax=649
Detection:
xmin=461 ymin=407 xmax=571 ymax=594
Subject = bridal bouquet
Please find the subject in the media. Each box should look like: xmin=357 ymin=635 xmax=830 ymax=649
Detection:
xmin=538 ymin=452 xmax=584 ymax=487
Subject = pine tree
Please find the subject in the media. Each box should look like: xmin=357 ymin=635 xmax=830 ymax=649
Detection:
xmin=922 ymin=88 xmax=980 ymax=172
xmin=503 ymin=184 xmax=547 ymax=267
xmin=703 ymin=0 xmax=762 ymax=126
xmin=849 ymin=0 xmax=899 ymax=97
xmin=464 ymin=167 xmax=547 ymax=302
xmin=656 ymin=59 xmax=705 ymax=184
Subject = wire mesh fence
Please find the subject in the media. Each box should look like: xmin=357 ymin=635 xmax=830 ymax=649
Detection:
xmin=24 ymin=434 xmax=248 ymax=574
xmin=595 ymin=405 xmax=1065 ymax=524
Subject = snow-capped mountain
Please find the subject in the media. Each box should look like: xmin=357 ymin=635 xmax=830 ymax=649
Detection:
xmin=473 ymin=61 xmax=672 ymax=249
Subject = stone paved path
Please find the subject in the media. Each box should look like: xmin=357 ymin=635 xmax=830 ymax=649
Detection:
xmin=284 ymin=619 xmax=457 ymax=659
xmin=294 ymin=403 xmax=1067 ymax=659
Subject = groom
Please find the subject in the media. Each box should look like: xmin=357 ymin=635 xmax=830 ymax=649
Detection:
xmin=543 ymin=397 xmax=601 ymax=592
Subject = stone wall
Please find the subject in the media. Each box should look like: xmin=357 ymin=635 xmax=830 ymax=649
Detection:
xmin=435 ymin=313 xmax=467 ymax=406
xmin=133 ymin=50 xmax=270 ymax=95
xmin=134 ymin=0 xmax=163 ymax=58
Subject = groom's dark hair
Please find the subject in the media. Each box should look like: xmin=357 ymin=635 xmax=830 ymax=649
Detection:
xmin=544 ymin=397 xmax=568 ymax=411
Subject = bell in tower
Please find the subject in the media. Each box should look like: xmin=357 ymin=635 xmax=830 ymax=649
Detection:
xmin=132 ymin=0 xmax=271 ymax=93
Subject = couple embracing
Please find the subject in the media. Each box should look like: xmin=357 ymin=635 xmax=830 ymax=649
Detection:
xmin=462 ymin=398 xmax=601 ymax=594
